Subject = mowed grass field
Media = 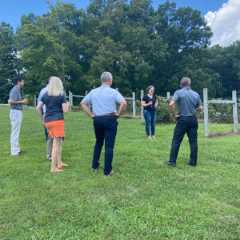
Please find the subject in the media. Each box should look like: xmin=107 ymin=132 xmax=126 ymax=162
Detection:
xmin=0 ymin=106 xmax=240 ymax=240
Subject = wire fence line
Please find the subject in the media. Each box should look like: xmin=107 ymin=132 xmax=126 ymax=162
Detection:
xmin=67 ymin=90 xmax=171 ymax=119
xmin=3 ymin=87 xmax=240 ymax=137
xmin=203 ymin=88 xmax=239 ymax=137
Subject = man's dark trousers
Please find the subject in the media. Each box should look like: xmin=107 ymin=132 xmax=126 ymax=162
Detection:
xmin=92 ymin=116 xmax=118 ymax=175
xmin=169 ymin=116 xmax=198 ymax=165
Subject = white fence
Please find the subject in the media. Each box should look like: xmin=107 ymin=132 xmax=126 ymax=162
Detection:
xmin=68 ymin=90 xmax=171 ymax=119
xmin=27 ymin=88 xmax=240 ymax=138
xmin=68 ymin=90 xmax=138 ymax=117
xmin=203 ymin=88 xmax=239 ymax=137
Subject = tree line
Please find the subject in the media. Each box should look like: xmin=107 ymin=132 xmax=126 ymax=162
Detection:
xmin=0 ymin=0 xmax=240 ymax=102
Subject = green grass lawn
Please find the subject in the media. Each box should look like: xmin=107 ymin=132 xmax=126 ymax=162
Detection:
xmin=0 ymin=106 xmax=239 ymax=240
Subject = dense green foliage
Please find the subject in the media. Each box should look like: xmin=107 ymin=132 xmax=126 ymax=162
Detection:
xmin=0 ymin=107 xmax=239 ymax=239
xmin=0 ymin=0 xmax=240 ymax=101
xmin=0 ymin=23 xmax=20 ymax=102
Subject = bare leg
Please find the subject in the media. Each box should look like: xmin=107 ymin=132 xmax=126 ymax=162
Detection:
xmin=51 ymin=137 xmax=63 ymax=173
xmin=51 ymin=137 xmax=57 ymax=172
xmin=58 ymin=138 xmax=68 ymax=168
xmin=55 ymin=138 xmax=61 ymax=169
xmin=56 ymin=138 xmax=63 ymax=169
xmin=58 ymin=138 xmax=62 ymax=167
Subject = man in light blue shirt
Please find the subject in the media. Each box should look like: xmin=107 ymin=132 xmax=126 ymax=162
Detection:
xmin=37 ymin=83 xmax=53 ymax=160
xmin=37 ymin=86 xmax=47 ymax=116
xmin=81 ymin=72 xmax=127 ymax=176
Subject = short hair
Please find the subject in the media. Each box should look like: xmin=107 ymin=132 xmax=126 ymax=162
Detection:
xmin=101 ymin=72 xmax=113 ymax=82
xmin=180 ymin=77 xmax=191 ymax=87
xmin=47 ymin=76 xmax=64 ymax=96
xmin=13 ymin=76 xmax=23 ymax=85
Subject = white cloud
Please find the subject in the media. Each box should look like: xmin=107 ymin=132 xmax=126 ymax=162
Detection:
xmin=205 ymin=0 xmax=240 ymax=47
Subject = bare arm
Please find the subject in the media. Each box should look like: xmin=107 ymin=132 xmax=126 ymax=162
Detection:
xmin=168 ymin=99 xmax=175 ymax=111
xmin=197 ymin=105 xmax=203 ymax=112
xmin=117 ymin=100 xmax=127 ymax=116
xmin=62 ymin=102 xmax=69 ymax=113
xmin=81 ymin=102 xmax=94 ymax=118
xmin=8 ymin=99 xmax=28 ymax=105
xmin=141 ymin=100 xmax=152 ymax=107
xmin=197 ymin=97 xmax=203 ymax=112
xmin=36 ymin=102 xmax=44 ymax=121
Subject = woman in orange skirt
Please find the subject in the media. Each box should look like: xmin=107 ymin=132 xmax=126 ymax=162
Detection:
xmin=37 ymin=76 xmax=69 ymax=173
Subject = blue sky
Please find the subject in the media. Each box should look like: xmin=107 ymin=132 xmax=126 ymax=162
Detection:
xmin=0 ymin=0 xmax=227 ymax=29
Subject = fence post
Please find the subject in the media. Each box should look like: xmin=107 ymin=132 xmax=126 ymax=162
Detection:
xmin=140 ymin=89 xmax=144 ymax=120
xmin=203 ymin=88 xmax=209 ymax=137
xmin=132 ymin=92 xmax=136 ymax=117
xmin=34 ymin=95 xmax=37 ymax=107
xmin=69 ymin=91 xmax=73 ymax=111
xmin=85 ymin=90 xmax=88 ymax=96
xmin=232 ymin=90 xmax=238 ymax=133
xmin=167 ymin=92 xmax=170 ymax=100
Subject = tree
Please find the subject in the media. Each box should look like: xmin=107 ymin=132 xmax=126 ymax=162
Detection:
xmin=208 ymin=42 xmax=240 ymax=97
xmin=0 ymin=23 xmax=19 ymax=102
xmin=4 ymin=0 xmax=229 ymax=99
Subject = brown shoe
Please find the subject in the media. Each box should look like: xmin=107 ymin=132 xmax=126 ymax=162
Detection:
xmin=51 ymin=168 xmax=64 ymax=173
xmin=61 ymin=163 xmax=69 ymax=167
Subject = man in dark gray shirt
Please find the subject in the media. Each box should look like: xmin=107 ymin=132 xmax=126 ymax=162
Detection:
xmin=168 ymin=77 xmax=202 ymax=167
xmin=9 ymin=77 xmax=28 ymax=156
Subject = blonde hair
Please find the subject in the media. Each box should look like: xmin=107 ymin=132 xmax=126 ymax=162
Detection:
xmin=47 ymin=76 xmax=64 ymax=96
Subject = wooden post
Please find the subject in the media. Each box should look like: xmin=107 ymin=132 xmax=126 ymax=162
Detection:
xmin=140 ymin=89 xmax=144 ymax=120
xmin=203 ymin=88 xmax=209 ymax=137
xmin=132 ymin=92 xmax=136 ymax=117
xmin=232 ymin=90 xmax=238 ymax=133
xmin=69 ymin=91 xmax=73 ymax=111
xmin=34 ymin=95 xmax=37 ymax=107
xmin=167 ymin=92 xmax=170 ymax=100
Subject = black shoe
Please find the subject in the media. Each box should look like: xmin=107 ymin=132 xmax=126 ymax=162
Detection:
xmin=104 ymin=170 xmax=114 ymax=176
xmin=167 ymin=161 xmax=176 ymax=167
xmin=19 ymin=150 xmax=24 ymax=155
xmin=188 ymin=162 xmax=197 ymax=167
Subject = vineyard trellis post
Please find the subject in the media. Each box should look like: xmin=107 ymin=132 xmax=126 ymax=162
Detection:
xmin=203 ymin=88 xmax=209 ymax=137
xmin=69 ymin=91 xmax=73 ymax=111
xmin=232 ymin=90 xmax=238 ymax=133
xmin=140 ymin=89 xmax=144 ymax=120
xmin=203 ymin=88 xmax=239 ymax=137
xmin=132 ymin=92 xmax=136 ymax=117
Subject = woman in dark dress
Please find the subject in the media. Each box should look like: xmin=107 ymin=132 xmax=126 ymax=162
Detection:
xmin=141 ymin=85 xmax=158 ymax=139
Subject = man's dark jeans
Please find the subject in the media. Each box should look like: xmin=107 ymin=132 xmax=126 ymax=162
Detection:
xmin=144 ymin=110 xmax=156 ymax=136
xmin=169 ymin=116 xmax=198 ymax=165
xmin=93 ymin=116 xmax=118 ymax=175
